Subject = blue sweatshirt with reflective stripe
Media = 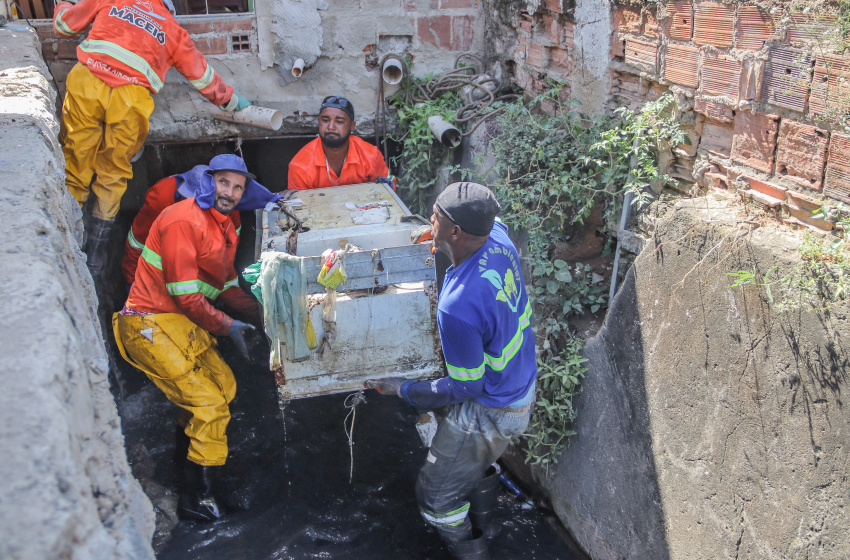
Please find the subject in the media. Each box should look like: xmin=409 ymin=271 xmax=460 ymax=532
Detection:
xmin=401 ymin=221 xmax=537 ymax=409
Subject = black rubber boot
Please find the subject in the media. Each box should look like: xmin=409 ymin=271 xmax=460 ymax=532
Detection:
xmin=469 ymin=464 xmax=502 ymax=540
xmin=445 ymin=529 xmax=490 ymax=560
xmin=84 ymin=216 xmax=115 ymax=281
xmin=178 ymin=461 xmax=224 ymax=523
xmin=172 ymin=426 xmax=190 ymax=467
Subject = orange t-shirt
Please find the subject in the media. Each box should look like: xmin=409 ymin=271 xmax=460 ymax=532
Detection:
xmin=287 ymin=136 xmax=388 ymax=190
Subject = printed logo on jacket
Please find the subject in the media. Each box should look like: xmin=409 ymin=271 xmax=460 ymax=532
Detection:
xmin=109 ymin=0 xmax=166 ymax=44
xmin=478 ymin=247 xmax=522 ymax=313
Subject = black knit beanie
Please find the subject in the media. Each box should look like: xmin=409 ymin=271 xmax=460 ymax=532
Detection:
xmin=435 ymin=182 xmax=501 ymax=236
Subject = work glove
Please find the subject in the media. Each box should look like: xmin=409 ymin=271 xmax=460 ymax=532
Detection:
xmin=220 ymin=93 xmax=252 ymax=112
xmin=227 ymin=320 xmax=256 ymax=361
xmin=364 ymin=377 xmax=408 ymax=397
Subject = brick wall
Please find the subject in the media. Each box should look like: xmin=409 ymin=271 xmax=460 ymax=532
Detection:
xmin=607 ymin=0 xmax=850 ymax=230
xmin=504 ymin=0 xmax=850 ymax=229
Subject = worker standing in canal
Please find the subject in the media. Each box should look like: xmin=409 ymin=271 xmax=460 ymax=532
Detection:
xmin=121 ymin=154 xmax=281 ymax=287
xmin=113 ymin=155 xmax=267 ymax=523
xmin=52 ymin=0 xmax=252 ymax=281
xmin=366 ymin=182 xmax=537 ymax=560
xmin=287 ymin=95 xmax=389 ymax=190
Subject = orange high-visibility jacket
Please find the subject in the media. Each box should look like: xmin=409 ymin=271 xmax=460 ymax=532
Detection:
xmin=288 ymin=136 xmax=389 ymax=190
xmin=125 ymin=198 xmax=256 ymax=336
xmin=121 ymin=175 xmax=241 ymax=285
xmin=53 ymin=0 xmax=232 ymax=105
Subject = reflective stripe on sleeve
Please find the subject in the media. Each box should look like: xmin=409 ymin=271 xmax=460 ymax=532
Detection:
xmin=54 ymin=10 xmax=82 ymax=37
xmin=141 ymin=245 xmax=162 ymax=270
xmin=127 ymin=227 xmax=144 ymax=250
xmin=189 ymin=64 xmax=215 ymax=91
xmin=79 ymin=39 xmax=164 ymax=91
xmin=165 ymin=279 xmax=222 ymax=300
xmin=223 ymin=277 xmax=239 ymax=290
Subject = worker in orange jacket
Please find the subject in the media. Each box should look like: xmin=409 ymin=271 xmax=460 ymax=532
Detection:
xmin=121 ymin=156 xmax=281 ymax=286
xmin=113 ymin=154 xmax=268 ymax=522
xmin=288 ymin=95 xmax=389 ymax=190
xmin=53 ymin=0 xmax=252 ymax=280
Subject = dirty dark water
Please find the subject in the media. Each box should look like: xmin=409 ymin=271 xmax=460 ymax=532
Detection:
xmin=117 ymin=341 xmax=577 ymax=560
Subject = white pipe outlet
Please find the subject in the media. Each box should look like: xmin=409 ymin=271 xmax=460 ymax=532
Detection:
xmin=291 ymin=58 xmax=305 ymax=78
xmin=209 ymin=105 xmax=284 ymax=131
xmin=428 ymin=116 xmax=461 ymax=148
xmin=382 ymin=58 xmax=404 ymax=85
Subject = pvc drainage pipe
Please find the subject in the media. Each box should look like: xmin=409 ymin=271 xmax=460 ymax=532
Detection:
xmin=382 ymin=58 xmax=404 ymax=85
xmin=291 ymin=58 xmax=305 ymax=78
xmin=428 ymin=115 xmax=461 ymax=148
xmin=208 ymin=105 xmax=284 ymax=131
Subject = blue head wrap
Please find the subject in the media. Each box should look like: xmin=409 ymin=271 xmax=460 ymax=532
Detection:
xmin=175 ymin=154 xmax=281 ymax=211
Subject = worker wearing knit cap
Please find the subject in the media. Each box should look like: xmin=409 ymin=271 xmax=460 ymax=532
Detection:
xmin=366 ymin=182 xmax=538 ymax=559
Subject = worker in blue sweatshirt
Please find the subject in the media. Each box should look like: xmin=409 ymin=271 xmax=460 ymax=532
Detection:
xmin=366 ymin=182 xmax=537 ymax=560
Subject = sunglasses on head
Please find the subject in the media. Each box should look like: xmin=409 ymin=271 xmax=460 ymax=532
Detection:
xmin=320 ymin=96 xmax=354 ymax=116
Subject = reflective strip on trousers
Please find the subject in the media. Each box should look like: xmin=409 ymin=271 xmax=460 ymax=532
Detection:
xmin=420 ymin=503 xmax=470 ymax=527
xmin=446 ymin=301 xmax=533 ymax=381
xmin=79 ymin=39 xmax=164 ymax=92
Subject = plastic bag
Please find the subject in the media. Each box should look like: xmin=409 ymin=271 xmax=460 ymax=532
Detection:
xmin=317 ymin=248 xmax=347 ymax=289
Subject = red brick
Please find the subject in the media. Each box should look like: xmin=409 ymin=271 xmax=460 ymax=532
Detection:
xmin=526 ymin=42 xmax=547 ymax=69
xmin=611 ymin=36 xmax=625 ymax=60
xmin=700 ymin=120 xmax=734 ymax=158
xmin=611 ymin=70 xmax=645 ymax=111
xmin=41 ymin=43 xmax=56 ymax=61
xmin=542 ymin=0 xmax=560 ymax=14
xmin=195 ymin=36 xmax=227 ymax=55
xmin=178 ymin=19 xmax=215 ymax=34
xmin=693 ymin=2 xmax=735 ymax=49
xmin=761 ymin=47 xmax=811 ymax=112
xmin=825 ymin=134 xmax=850 ymax=204
xmin=744 ymin=176 xmax=787 ymax=201
xmin=451 ymin=16 xmax=474 ymax=50
xmin=57 ymin=40 xmax=79 ymax=60
xmin=664 ymin=43 xmax=698 ymax=89
xmin=701 ymin=53 xmax=740 ymax=101
xmin=404 ymin=0 xmax=416 ymax=12
xmin=736 ymin=5 xmax=776 ymax=51
xmin=647 ymin=82 xmax=668 ymax=101
xmin=694 ymin=97 xmax=734 ymax=123
xmin=809 ymin=54 xmax=850 ymax=118
xmin=787 ymin=12 xmax=837 ymax=44
xmin=442 ymin=0 xmax=476 ymax=7
xmin=548 ymin=47 xmax=572 ymax=75
xmin=34 ymin=24 xmax=60 ymax=40
xmin=562 ymin=21 xmax=574 ymax=49
xmin=418 ymin=16 xmax=452 ymax=49
xmin=775 ymin=121 xmax=829 ymax=190
xmin=541 ymin=14 xmax=560 ymax=44
xmin=213 ymin=19 xmax=254 ymax=33
xmin=730 ymin=111 xmax=780 ymax=174
xmin=625 ymin=37 xmax=657 ymax=74
xmin=614 ymin=6 xmax=642 ymax=35
xmin=643 ymin=7 xmax=662 ymax=39
xmin=519 ymin=13 xmax=532 ymax=34
xmin=665 ymin=0 xmax=693 ymax=42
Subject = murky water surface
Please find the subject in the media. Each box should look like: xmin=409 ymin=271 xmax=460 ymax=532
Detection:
xmin=117 ymin=345 xmax=576 ymax=560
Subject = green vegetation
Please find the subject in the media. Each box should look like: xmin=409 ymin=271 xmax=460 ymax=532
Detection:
xmin=728 ymin=233 xmax=850 ymax=312
xmin=486 ymin=86 xmax=686 ymax=469
xmin=390 ymin=77 xmax=686 ymax=470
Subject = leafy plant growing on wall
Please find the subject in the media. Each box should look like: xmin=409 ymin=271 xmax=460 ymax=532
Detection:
xmin=481 ymin=85 xmax=686 ymax=469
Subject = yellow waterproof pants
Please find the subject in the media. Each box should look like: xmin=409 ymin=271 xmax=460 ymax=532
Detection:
xmin=61 ymin=63 xmax=154 ymax=220
xmin=113 ymin=312 xmax=236 ymax=466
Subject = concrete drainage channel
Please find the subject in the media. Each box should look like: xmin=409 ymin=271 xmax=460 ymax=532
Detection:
xmin=108 ymin=139 xmax=584 ymax=559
